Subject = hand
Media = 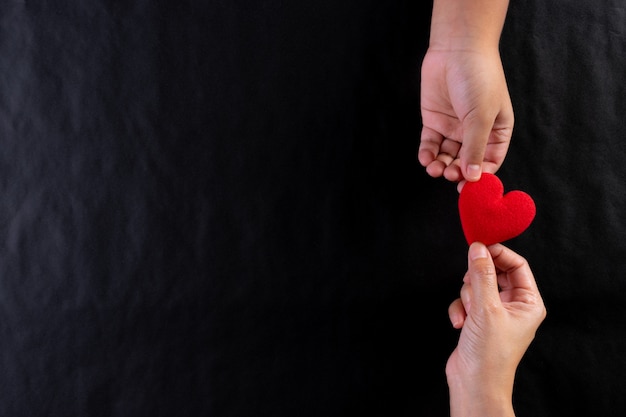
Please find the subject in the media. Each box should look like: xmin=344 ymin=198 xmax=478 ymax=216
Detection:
xmin=418 ymin=47 xmax=514 ymax=182
xmin=446 ymin=243 xmax=546 ymax=417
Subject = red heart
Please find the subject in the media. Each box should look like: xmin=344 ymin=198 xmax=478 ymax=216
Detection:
xmin=458 ymin=173 xmax=536 ymax=246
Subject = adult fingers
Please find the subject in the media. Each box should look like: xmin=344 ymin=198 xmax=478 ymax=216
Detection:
xmin=467 ymin=242 xmax=501 ymax=308
xmin=488 ymin=244 xmax=539 ymax=292
xmin=448 ymin=298 xmax=466 ymax=329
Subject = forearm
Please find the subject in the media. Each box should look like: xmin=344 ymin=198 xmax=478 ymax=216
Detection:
xmin=430 ymin=0 xmax=510 ymax=51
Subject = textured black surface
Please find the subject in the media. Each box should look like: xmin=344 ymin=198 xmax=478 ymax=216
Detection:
xmin=0 ymin=1 xmax=624 ymax=416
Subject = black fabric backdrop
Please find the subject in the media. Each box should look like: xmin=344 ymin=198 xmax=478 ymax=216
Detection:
xmin=0 ymin=1 xmax=625 ymax=416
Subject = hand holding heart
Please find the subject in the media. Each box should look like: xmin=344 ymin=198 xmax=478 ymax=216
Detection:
xmin=458 ymin=173 xmax=536 ymax=246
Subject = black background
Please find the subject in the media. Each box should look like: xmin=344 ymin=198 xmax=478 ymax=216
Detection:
xmin=0 ymin=1 xmax=624 ymax=416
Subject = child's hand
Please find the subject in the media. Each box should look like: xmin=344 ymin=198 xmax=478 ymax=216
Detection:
xmin=419 ymin=33 xmax=513 ymax=183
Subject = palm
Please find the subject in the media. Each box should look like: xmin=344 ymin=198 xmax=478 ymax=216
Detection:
xmin=419 ymin=49 xmax=514 ymax=182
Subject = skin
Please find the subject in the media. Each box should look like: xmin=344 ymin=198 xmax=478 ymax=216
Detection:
xmin=446 ymin=243 xmax=547 ymax=417
xmin=419 ymin=0 xmax=514 ymax=183
xmin=422 ymin=2 xmax=544 ymax=415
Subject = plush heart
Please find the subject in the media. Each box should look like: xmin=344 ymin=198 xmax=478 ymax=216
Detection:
xmin=458 ymin=173 xmax=536 ymax=246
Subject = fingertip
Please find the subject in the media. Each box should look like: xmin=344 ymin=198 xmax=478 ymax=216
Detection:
xmin=469 ymin=242 xmax=489 ymax=260
xmin=425 ymin=160 xmax=445 ymax=177
xmin=417 ymin=148 xmax=435 ymax=167
xmin=443 ymin=166 xmax=463 ymax=182
xmin=465 ymin=163 xmax=482 ymax=182
xmin=448 ymin=300 xmax=466 ymax=329
xmin=488 ymin=243 xmax=528 ymax=273
xmin=487 ymin=243 xmax=504 ymax=256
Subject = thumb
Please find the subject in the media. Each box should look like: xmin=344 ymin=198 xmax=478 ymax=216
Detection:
xmin=467 ymin=242 xmax=501 ymax=308
xmin=460 ymin=113 xmax=492 ymax=181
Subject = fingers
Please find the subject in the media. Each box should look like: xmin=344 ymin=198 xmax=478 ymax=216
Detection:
xmin=420 ymin=119 xmax=512 ymax=184
xmin=456 ymin=180 xmax=466 ymax=193
xmin=488 ymin=244 xmax=539 ymax=292
xmin=459 ymin=112 xmax=492 ymax=182
xmin=488 ymin=244 xmax=547 ymax=325
xmin=449 ymin=279 xmax=472 ymax=328
xmin=456 ymin=243 xmax=542 ymax=329
xmin=467 ymin=242 xmax=501 ymax=308
xmin=419 ymin=128 xmax=459 ymax=160
xmin=487 ymin=243 xmax=526 ymax=273
xmin=419 ymin=127 xmax=463 ymax=180
xmin=448 ymin=298 xmax=466 ymax=329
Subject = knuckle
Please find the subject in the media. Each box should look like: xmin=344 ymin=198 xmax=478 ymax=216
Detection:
xmin=473 ymin=262 xmax=496 ymax=278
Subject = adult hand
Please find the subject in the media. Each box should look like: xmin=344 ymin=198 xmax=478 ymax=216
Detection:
xmin=446 ymin=242 xmax=546 ymax=416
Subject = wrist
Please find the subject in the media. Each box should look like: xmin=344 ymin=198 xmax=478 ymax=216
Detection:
xmin=429 ymin=0 xmax=509 ymax=52
xmin=447 ymin=373 xmax=516 ymax=417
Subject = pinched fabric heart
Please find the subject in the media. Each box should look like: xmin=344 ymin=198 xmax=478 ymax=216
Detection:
xmin=458 ymin=173 xmax=536 ymax=246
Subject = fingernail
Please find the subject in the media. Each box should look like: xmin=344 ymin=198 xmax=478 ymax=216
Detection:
xmin=470 ymin=243 xmax=489 ymax=260
xmin=467 ymin=164 xmax=481 ymax=181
